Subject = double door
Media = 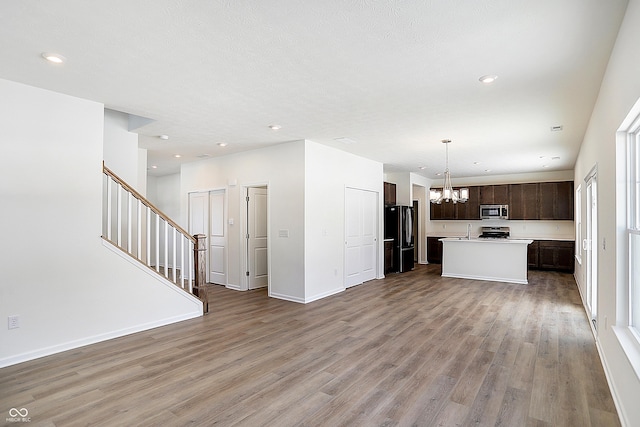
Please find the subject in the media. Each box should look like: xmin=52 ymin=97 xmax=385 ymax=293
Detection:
xmin=188 ymin=190 xmax=227 ymax=285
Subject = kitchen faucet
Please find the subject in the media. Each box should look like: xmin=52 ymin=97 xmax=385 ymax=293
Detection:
xmin=467 ymin=223 xmax=472 ymax=240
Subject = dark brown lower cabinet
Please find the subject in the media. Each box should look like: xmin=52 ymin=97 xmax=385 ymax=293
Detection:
xmin=384 ymin=240 xmax=395 ymax=274
xmin=427 ymin=237 xmax=443 ymax=264
xmin=529 ymin=240 xmax=575 ymax=273
xmin=527 ymin=240 xmax=539 ymax=269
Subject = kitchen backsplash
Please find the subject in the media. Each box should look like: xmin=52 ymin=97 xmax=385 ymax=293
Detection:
xmin=428 ymin=219 xmax=575 ymax=240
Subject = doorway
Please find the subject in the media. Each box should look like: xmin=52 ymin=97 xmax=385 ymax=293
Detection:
xmin=246 ymin=186 xmax=268 ymax=290
xmin=584 ymin=167 xmax=598 ymax=330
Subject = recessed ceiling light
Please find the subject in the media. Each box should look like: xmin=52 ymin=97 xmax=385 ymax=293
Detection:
xmin=419 ymin=166 xmax=427 ymax=170
xmin=151 ymin=165 xmax=158 ymax=169
xmin=479 ymin=75 xmax=498 ymax=84
xmin=159 ymin=135 xmax=169 ymax=140
xmin=174 ymin=154 xmax=181 ymax=158
xmin=552 ymin=156 xmax=560 ymax=160
xmin=217 ymin=142 xmax=228 ymax=147
xmin=435 ymin=172 xmax=443 ymax=176
xmin=269 ymin=124 xmax=281 ymax=130
xmin=473 ymin=161 xmax=481 ymax=165
xmin=542 ymin=165 xmax=550 ymax=168
xmin=484 ymin=169 xmax=492 ymax=173
xmin=41 ymin=52 xmax=66 ymax=64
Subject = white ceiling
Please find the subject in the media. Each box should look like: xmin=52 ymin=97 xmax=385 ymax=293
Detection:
xmin=0 ymin=0 xmax=629 ymax=178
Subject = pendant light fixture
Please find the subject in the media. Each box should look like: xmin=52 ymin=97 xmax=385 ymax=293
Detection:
xmin=429 ymin=139 xmax=469 ymax=204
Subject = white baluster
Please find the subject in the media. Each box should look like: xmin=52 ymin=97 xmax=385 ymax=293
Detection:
xmin=137 ymin=199 xmax=142 ymax=260
xmin=117 ymin=185 xmax=122 ymax=247
xmin=146 ymin=206 xmax=151 ymax=266
xmin=155 ymin=213 xmax=160 ymax=272
xmin=106 ymin=175 xmax=113 ymax=241
xmin=127 ymin=192 xmax=132 ymax=254
xmin=164 ymin=220 xmax=169 ymax=278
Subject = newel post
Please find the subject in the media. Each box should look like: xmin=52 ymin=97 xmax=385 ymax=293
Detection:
xmin=193 ymin=234 xmax=209 ymax=314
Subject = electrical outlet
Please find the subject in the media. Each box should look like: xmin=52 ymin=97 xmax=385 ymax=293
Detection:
xmin=8 ymin=315 xmax=20 ymax=329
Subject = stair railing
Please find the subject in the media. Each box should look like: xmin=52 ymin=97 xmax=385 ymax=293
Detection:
xmin=102 ymin=164 xmax=207 ymax=312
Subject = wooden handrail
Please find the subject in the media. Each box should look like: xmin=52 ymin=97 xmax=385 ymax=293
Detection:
xmin=103 ymin=163 xmax=195 ymax=244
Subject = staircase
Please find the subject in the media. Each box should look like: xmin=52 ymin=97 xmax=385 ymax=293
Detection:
xmin=102 ymin=164 xmax=208 ymax=312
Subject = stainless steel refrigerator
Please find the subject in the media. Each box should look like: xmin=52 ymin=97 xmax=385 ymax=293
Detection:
xmin=384 ymin=205 xmax=415 ymax=273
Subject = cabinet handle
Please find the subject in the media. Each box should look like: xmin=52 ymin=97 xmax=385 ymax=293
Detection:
xmin=582 ymin=239 xmax=588 ymax=251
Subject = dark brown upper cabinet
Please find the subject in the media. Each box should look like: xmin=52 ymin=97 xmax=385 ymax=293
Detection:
xmin=539 ymin=181 xmax=574 ymax=220
xmin=509 ymin=183 xmax=539 ymax=220
xmin=384 ymin=182 xmax=397 ymax=206
xmin=429 ymin=181 xmax=573 ymax=221
xmin=480 ymin=184 xmax=509 ymax=205
xmin=455 ymin=186 xmax=480 ymax=220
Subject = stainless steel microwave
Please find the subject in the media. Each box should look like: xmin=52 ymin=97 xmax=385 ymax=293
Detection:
xmin=480 ymin=204 xmax=509 ymax=220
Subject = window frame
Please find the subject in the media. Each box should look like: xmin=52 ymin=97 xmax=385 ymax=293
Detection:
xmin=613 ymin=97 xmax=640 ymax=381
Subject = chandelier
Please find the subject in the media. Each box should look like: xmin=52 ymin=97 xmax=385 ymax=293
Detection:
xmin=429 ymin=139 xmax=469 ymax=204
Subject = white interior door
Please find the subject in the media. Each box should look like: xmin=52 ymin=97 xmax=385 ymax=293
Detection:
xmin=585 ymin=171 xmax=598 ymax=327
xmin=248 ymin=187 xmax=268 ymax=290
xmin=209 ymin=190 xmax=227 ymax=285
xmin=345 ymin=188 xmax=378 ymax=288
xmin=189 ymin=192 xmax=209 ymax=282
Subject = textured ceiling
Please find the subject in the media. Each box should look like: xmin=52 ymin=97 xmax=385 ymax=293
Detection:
xmin=0 ymin=0 xmax=629 ymax=178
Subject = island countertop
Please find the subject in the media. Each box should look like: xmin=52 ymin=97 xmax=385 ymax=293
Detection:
xmin=439 ymin=237 xmax=533 ymax=244
xmin=440 ymin=238 xmax=531 ymax=284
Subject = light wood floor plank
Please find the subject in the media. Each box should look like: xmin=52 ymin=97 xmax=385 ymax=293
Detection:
xmin=0 ymin=265 xmax=620 ymax=426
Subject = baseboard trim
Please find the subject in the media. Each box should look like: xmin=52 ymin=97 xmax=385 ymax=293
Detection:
xmin=304 ymin=287 xmax=344 ymax=304
xmin=269 ymin=291 xmax=305 ymax=304
xmin=0 ymin=312 xmax=201 ymax=368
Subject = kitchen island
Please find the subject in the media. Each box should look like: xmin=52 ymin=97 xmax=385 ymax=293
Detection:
xmin=440 ymin=238 xmax=533 ymax=284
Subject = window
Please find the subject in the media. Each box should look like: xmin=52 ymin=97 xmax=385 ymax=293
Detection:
xmin=630 ymin=126 xmax=640 ymax=338
xmin=575 ymin=184 xmax=582 ymax=264
xmin=615 ymin=96 xmax=640 ymax=380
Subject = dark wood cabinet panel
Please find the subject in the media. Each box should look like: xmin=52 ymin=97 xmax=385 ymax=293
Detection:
xmin=430 ymin=201 xmax=442 ymax=220
xmin=384 ymin=240 xmax=395 ymax=274
xmin=493 ymin=185 xmax=509 ymax=205
xmin=538 ymin=183 xmax=556 ymax=220
xmin=384 ymin=182 xmax=396 ymax=206
xmin=534 ymin=240 xmax=574 ymax=273
xmin=555 ymin=181 xmax=574 ymax=220
xmin=479 ymin=186 xmax=493 ymax=204
xmin=429 ymin=192 xmax=456 ymax=220
xmin=480 ymin=185 xmax=509 ymax=205
xmin=527 ymin=240 xmax=539 ymax=269
xmin=455 ymin=186 xmax=480 ymax=220
xmin=429 ymin=181 xmax=573 ymax=221
xmin=509 ymin=183 xmax=539 ymax=220
xmin=539 ymin=182 xmax=574 ymax=220
xmin=427 ymin=237 xmax=443 ymax=264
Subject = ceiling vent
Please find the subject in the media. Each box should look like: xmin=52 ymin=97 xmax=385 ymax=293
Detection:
xmin=551 ymin=125 xmax=563 ymax=132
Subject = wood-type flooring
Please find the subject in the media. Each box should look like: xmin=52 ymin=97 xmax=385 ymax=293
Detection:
xmin=0 ymin=264 xmax=620 ymax=426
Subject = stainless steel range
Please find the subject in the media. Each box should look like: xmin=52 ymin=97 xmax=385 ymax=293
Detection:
xmin=478 ymin=226 xmax=510 ymax=239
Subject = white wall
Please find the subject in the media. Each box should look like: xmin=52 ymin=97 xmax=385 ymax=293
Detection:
xmin=0 ymin=79 xmax=202 ymax=367
xmin=180 ymin=141 xmax=306 ymax=301
xmin=148 ymin=173 xmax=181 ymax=220
xmin=178 ymin=140 xmax=384 ymax=303
xmin=573 ymin=1 xmax=640 ymax=425
xmin=103 ymin=108 xmax=146 ymax=195
xmin=304 ymin=141 xmax=384 ymax=302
